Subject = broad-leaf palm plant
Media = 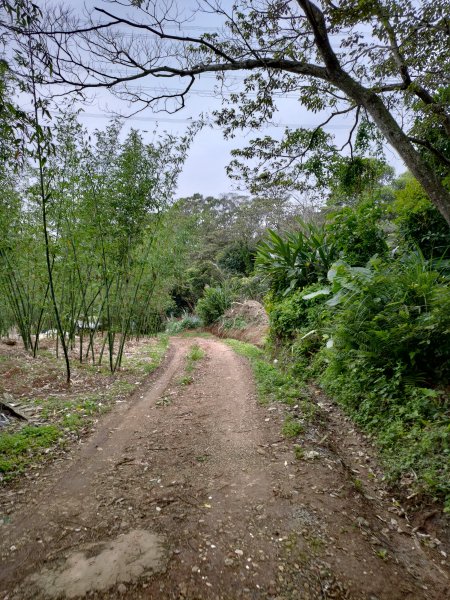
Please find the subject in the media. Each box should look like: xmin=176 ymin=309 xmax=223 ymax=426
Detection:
xmin=256 ymin=219 xmax=338 ymax=296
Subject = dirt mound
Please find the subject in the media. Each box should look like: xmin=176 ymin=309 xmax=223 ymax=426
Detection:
xmin=224 ymin=300 xmax=269 ymax=326
xmin=210 ymin=300 xmax=269 ymax=346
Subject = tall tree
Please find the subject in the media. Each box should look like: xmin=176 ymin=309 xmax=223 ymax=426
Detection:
xmin=21 ymin=0 xmax=450 ymax=223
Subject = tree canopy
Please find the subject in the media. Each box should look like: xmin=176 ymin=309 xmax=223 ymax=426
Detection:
xmin=5 ymin=0 xmax=448 ymax=222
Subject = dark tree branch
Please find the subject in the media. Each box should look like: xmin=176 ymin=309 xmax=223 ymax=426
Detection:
xmin=94 ymin=7 xmax=237 ymax=64
xmin=49 ymin=57 xmax=329 ymax=93
xmin=408 ymin=136 xmax=450 ymax=168
xmin=375 ymin=2 xmax=450 ymax=136
xmin=296 ymin=0 xmax=341 ymax=72
xmin=339 ymin=106 xmax=361 ymax=157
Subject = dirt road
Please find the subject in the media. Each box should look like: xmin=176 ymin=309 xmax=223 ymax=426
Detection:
xmin=0 ymin=337 xmax=448 ymax=599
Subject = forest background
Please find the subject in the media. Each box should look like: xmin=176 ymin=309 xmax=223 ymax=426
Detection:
xmin=0 ymin=0 xmax=449 ymax=512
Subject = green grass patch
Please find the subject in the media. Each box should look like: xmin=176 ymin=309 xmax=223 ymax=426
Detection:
xmin=123 ymin=334 xmax=169 ymax=375
xmin=352 ymin=477 xmax=364 ymax=493
xmin=179 ymin=343 xmax=206 ymax=384
xmin=79 ymin=363 xmax=111 ymax=375
xmin=188 ymin=344 xmax=205 ymax=362
xmin=114 ymin=381 xmax=135 ymax=394
xmin=195 ymin=454 xmax=210 ymax=463
xmin=62 ymin=413 xmax=83 ymax=430
xmin=282 ymin=415 xmax=305 ymax=438
xmin=293 ymin=444 xmax=304 ymax=459
xmin=0 ymin=425 xmax=60 ymax=475
xmin=147 ymin=334 xmax=169 ymax=368
xmin=224 ymin=338 xmax=263 ymax=360
xmin=225 ymin=339 xmax=308 ymax=408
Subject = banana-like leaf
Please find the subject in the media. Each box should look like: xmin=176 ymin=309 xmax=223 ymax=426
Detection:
xmin=302 ymin=287 xmax=331 ymax=300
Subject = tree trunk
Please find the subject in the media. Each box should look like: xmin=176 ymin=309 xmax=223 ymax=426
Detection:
xmin=331 ymin=70 xmax=450 ymax=225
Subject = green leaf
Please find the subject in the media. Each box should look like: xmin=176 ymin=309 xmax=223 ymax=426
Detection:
xmin=303 ymin=287 xmax=331 ymax=300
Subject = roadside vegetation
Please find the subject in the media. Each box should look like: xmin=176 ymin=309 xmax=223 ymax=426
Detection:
xmin=225 ymin=339 xmax=307 ymax=409
xmin=258 ymin=170 xmax=450 ymax=510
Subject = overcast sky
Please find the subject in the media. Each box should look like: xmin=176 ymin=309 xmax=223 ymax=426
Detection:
xmin=57 ymin=1 xmax=404 ymax=199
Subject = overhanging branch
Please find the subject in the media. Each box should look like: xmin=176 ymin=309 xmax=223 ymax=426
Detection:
xmin=408 ymin=136 xmax=450 ymax=168
xmin=49 ymin=57 xmax=329 ymax=94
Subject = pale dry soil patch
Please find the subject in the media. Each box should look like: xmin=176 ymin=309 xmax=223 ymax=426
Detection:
xmin=0 ymin=336 xmax=448 ymax=600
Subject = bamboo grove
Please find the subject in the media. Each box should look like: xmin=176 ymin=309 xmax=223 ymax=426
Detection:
xmin=0 ymin=112 xmax=194 ymax=382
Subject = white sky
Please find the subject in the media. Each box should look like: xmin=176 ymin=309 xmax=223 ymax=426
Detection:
xmin=52 ymin=0 xmax=404 ymax=199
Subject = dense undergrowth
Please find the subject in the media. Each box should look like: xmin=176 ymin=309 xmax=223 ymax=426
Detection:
xmin=262 ymin=225 xmax=450 ymax=508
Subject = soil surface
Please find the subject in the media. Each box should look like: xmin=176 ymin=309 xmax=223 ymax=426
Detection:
xmin=211 ymin=300 xmax=269 ymax=347
xmin=0 ymin=336 xmax=449 ymax=599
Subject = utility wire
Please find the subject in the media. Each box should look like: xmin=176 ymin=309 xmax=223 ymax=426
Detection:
xmin=56 ymin=110 xmax=351 ymax=130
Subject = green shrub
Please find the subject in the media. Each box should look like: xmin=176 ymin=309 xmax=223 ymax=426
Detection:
xmin=217 ymin=242 xmax=256 ymax=275
xmin=196 ymin=286 xmax=231 ymax=325
xmin=326 ymin=199 xmax=388 ymax=266
xmin=267 ymin=283 xmax=330 ymax=340
xmin=323 ymin=254 xmax=450 ymax=382
xmin=256 ymin=219 xmax=338 ymax=296
xmin=171 ymin=264 xmax=224 ymax=313
xmin=165 ymin=312 xmax=203 ymax=334
xmin=310 ymin=254 xmax=450 ymax=502
xmin=394 ymin=174 xmax=450 ymax=259
xmin=228 ymin=275 xmax=270 ymax=301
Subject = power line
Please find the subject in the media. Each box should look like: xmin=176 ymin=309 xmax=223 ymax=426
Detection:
xmin=120 ymin=85 xmax=300 ymax=99
xmin=103 ymin=26 xmax=350 ymax=39
xmin=75 ymin=112 xmax=192 ymax=123
xmin=69 ymin=111 xmax=352 ymax=130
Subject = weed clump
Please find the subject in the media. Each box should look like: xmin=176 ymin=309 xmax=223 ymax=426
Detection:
xmin=0 ymin=425 xmax=60 ymax=475
xmin=225 ymin=339 xmax=309 ymax=409
xmin=282 ymin=415 xmax=305 ymax=438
